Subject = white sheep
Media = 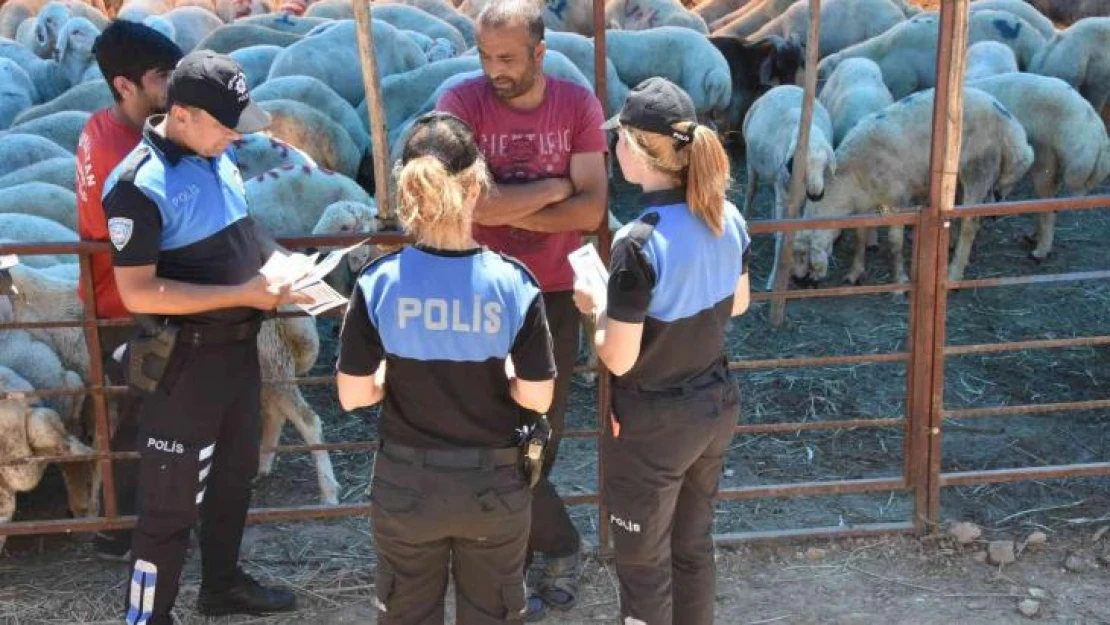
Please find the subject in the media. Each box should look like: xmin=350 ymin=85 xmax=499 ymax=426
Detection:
xmin=0 ymin=365 xmax=96 ymax=552
xmin=969 ymin=0 xmax=1057 ymax=40
xmin=0 ymin=157 xmax=76 ymax=192
xmin=696 ymin=0 xmax=751 ymax=27
xmin=303 ymin=0 xmax=353 ymax=19
xmin=0 ymin=329 xmax=85 ymax=427
xmin=376 ymin=56 xmax=482 ymax=133
xmin=0 ymin=182 xmax=77 ymax=230
xmin=0 ymin=0 xmax=43 ymax=40
xmin=15 ymin=16 xmax=100 ymax=104
xmin=259 ymin=99 xmax=363 ymax=179
xmin=193 ymin=22 xmax=304 ymax=54
xmin=545 ymin=31 xmax=630 ymax=115
xmin=0 ymin=58 xmax=36 ymax=130
xmin=158 ymin=5 xmax=224 ymax=52
xmin=0 ymin=134 xmax=70 ymax=178
xmin=750 ymin=0 xmax=906 ymax=58
xmin=790 ymin=88 xmax=1033 ymax=286
xmin=403 ymin=29 xmax=458 ymax=62
xmin=4 ymin=110 xmax=90 ymax=152
xmin=605 ymin=0 xmax=709 ymax=34
xmin=267 ymin=18 xmax=427 ymax=106
xmin=232 ymin=132 xmax=317 ymax=180
xmin=252 ymin=74 xmax=371 ymax=152
xmin=967 ymin=73 xmax=1110 ymax=263
xmin=817 ymin=10 xmax=1047 ymax=100
xmin=229 ymin=43 xmax=283 ymax=89
xmin=370 ymin=3 xmax=466 ymax=53
xmin=28 ymin=1 xmax=71 ymax=58
xmin=1030 ymin=17 xmax=1110 ymax=122
xmin=711 ymin=0 xmax=796 ymax=36
xmin=379 ymin=0 xmax=476 ymax=46
xmin=141 ymin=14 xmax=176 ymax=42
xmin=245 ymin=164 xmax=372 ymax=235
xmin=605 ymin=26 xmax=732 ymax=117
xmin=964 ymin=40 xmax=1018 ymax=81
xmin=116 ymin=0 xmax=173 ymax=22
xmin=235 ymin=12 xmax=331 ymax=35
xmin=817 ymin=57 xmax=894 ymax=147
xmin=9 ymin=80 xmax=111 ymax=126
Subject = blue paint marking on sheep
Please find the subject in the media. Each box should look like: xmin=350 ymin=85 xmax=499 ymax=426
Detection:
xmin=278 ymin=12 xmax=294 ymax=25
xmin=993 ymin=19 xmax=1021 ymax=39
xmin=547 ymin=0 xmax=568 ymax=20
xmin=991 ymin=99 xmax=1014 ymax=119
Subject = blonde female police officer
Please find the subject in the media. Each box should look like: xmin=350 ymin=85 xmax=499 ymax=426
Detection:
xmin=574 ymin=77 xmax=752 ymax=625
xmin=336 ymin=111 xmax=557 ymax=624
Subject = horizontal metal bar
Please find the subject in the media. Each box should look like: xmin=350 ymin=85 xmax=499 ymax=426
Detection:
xmin=939 ymin=462 xmax=1110 ymax=487
xmin=718 ymin=477 xmax=907 ymax=501
xmin=730 ymin=352 xmax=909 ymax=370
xmin=735 ymin=417 xmax=904 ymax=434
xmin=943 ymin=398 xmax=1110 ymax=420
xmin=747 ymin=211 xmax=920 ymax=235
xmin=948 ymin=269 xmax=1110 ymax=291
xmin=945 ymin=335 xmax=1110 ymax=356
xmin=0 ymin=440 xmax=381 ymax=467
xmin=0 ymin=232 xmax=411 ymax=257
xmin=942 ymin=193 xmax=1110 ymax=219
xmin=751 ymin=282 xmax=912 ymax=301
xmin=0 ymin=317 xmax=133 ymax=332
xmin=714 ymin=521 xmax=915 ymax=547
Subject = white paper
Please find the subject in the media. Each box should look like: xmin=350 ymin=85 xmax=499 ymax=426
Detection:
xmin=259 ymin=243 xmax=368 ymax=317
xmin=567 ymin=243 xmax=609 ymax=299
xmin=294 ymin=280 xmax=349 ymax=316
xmin=0 ymin=254 xmax=19 ymax=270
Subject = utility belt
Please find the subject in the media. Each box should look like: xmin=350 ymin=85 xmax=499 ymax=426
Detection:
xmin=379 ymin=440 xmax=521 ymax=470
xmin=126 ymin=314 xmax=263 ymax=394
xmin=611 ymin=356 xmax=732 ymax=397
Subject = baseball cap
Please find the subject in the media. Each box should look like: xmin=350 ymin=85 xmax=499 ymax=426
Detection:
xmin=601 ymin=76 xmax=697 ymax=147
xmin=167 ymin=50 xmax=270 ymax=134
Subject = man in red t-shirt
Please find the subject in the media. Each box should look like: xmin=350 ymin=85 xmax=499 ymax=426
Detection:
xmin=76 ymin=19 xmax=183 ymax=562
xmin=436 ymin=1 xmax=608 ymax=619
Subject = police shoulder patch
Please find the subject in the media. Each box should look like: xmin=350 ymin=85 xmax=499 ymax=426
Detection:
xmin=108 ymin=217 xmax=134 ymax=251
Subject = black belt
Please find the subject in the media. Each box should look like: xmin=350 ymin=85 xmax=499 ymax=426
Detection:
xmin=613 ymin=358 xmax=731 ymax=397
xmin=380 ymin=441 xmax=520 ymax=469
xmin=176 ymin=318 xmax=262 ymax=345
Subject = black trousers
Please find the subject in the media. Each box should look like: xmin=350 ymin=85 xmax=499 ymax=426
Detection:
xmin=371 ymin=444 xmax=532 ymax=624
xmin=603 ymin=365 xmax=739 ymax=625
xmin=124 ymin=338 xmax=261 ymax=625
xmin=523 ymin=291 xmax=580 ymax=559
xmin=93 ymin=324 xmax=141 ymax=546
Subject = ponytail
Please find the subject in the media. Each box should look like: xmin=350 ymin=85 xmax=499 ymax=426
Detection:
xmin=395 ymin=155 xmax=488 ymax=245
xmin=681 ymin=122 xmax=730 ymax=236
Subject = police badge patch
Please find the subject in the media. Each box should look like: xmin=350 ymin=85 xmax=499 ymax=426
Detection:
xmin=108 ymin=217 xmax=134 ymax=251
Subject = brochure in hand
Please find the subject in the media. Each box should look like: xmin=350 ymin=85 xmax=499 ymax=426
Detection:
xmin=259 ymin=242 xmax=365 ymax=316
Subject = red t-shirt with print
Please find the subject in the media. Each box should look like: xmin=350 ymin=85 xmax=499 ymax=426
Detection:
xmin=75 ymin=108 xmax=142 ymax=319
xmin=437 ymin=75 xmax=608 ymax=293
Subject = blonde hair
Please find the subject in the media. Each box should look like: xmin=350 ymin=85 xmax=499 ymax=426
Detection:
xmin=621 ymin=123 xmax=732 ymax=235
xmin=394 ymin=114 xmax=490 ymax=247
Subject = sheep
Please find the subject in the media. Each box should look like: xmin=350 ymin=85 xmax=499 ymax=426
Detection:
xmin=696 ymin=0 xmax=753 ymax=26
xmin=29 ymin=1 xmax=72 ymax=59
xmin=817 ymin=10 xmax=1047 ymax=100
xmin=116 ymin=0 xmax=173 ymax=22
xmin=402 ymin=29 xmax=457 ymax=62
xmin=368 ymin=4 xmax=466 ymax=54
xmin=967 ymin=73 xmax=1110 ymax=264
xmin=0 ymin=0 xmax=48 ymax=40
xmin=4 ymin=110 xmax=91 ymax=152
xmin=964 ymin=40 xmax=1018 ymax=80
xmin=969 ymin=0 xmax=1057 ymax=40
xmin=303 ymin=0 xmax=353 ymax=20
xmin=1027 ymin=0 xmax=1110 ymax=26
xmin=377 ymin=56 xmax=483 ymax=133
xmin=232 ymin=132 xmax=317 ymax=180
xmin=0 ymin=182 xmax=77 ymax=230
xmin=0 ymin=58 xmax=36 ymax=130
xmin=141 ymin=14 xmax=176 ymax=42
xmin=817 ymin=57 xmax=893 ymax=148
xmin=790 ymin=88 xmax=1033 ymax=286
xmin=0 ymin=329 xmax=86 ymax=427
xmin=749 ymin=0 xmax=907 ymax=58
xmin=544 ymin=31 xmax=630 ymax=115
xmin=605 ymin=0 xmax=709 ymax=34
xmin=245 ymin=164 xmax=373 ymax=235
xmin=213 ymin=0 xmax=276 ymax=22
xmin=605 ymin=26 xmax=733 ymax=118
xmin=193 ymin=22 xmax=304 ymax=54
xmin=0 ymin=264 xmax=343 ymax=506
xmin=229 ymin=44 xmax=282 ymax=89
xmin=710 ymin=0 xmax=796 ymax=36
xmin=251 ymin=75 xmax=370 ymax=153
xmin=1030 ymin=17 xmax=1110 ymax=123
xmin=235 ymin=12 xmax=331 ymax=35
xmin=267 ymin=18 xmax=427 ymax=106
xmin=16 ymin=16 xmax=100 ymax=104
xmin=9 ymin=80 xmax=111 ymax=126
xmin=0 ymin=134 xmax=71 ymax=178
xmin=158 ymin=5 xmax=224 ymax=52
xmin=708 ymin=35 xmax=803 ymax=138
xmin=258 ymin=99 xmax=363 ymax=180
xmin=0 ymin=157 xmax=76 ymax=192
xmin=0 ymin=365 xmax=96 ymax=553
xmin=378 ymin=0 xmax=476 ymax=46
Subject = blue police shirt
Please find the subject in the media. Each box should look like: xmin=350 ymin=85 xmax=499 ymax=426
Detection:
xmin=337 ymin=245 xmax=557 ymax=449
xmin=607 ymin=188 xmax=751 ymax=390
xmin=101 ymin=115 xmax=267 ymax=326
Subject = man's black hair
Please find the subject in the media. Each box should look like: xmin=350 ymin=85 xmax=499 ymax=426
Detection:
xmin=476 ymin=0 xmax=546 ymax=45
xmin=93 ymin=20 xmax=183 ymax=102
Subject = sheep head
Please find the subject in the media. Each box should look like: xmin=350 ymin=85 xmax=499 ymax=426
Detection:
xmin=35 ymin=2 xmax=72 ymax=59
xmin=56 ymin=17 xmax=99 ymax=84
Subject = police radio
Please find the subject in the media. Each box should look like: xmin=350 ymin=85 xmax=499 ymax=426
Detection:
xmin=518 ymin=415 xmax=551 ymax=488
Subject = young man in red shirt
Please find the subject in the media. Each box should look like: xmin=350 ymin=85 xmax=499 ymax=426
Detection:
xmin=436 ymin=0 xmax=609 ymax=619
xmin=75 ymin=19 xmax=183 ymax=562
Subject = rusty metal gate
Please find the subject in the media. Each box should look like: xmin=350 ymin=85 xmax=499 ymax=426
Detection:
xmin=1 ymin=0 xmax=1109 ymax=551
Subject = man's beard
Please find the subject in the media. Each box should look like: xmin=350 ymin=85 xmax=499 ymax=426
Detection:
xmin=493 ymin=70 xmax=536 ymax=100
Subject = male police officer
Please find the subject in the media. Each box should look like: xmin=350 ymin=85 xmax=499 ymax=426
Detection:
xmin=101 ymin=50 xmax=306 ymax=624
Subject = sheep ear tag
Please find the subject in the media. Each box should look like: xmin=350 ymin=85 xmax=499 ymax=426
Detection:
xmin=108 ymin=218 xmax=134 ymax=251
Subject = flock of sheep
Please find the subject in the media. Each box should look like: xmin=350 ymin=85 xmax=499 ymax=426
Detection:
xmin=0 ymin=0 xmax=1108 ymax=545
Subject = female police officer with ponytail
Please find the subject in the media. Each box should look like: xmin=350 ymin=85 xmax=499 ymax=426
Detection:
xmin=574 ymin=77 xmax=752 ymax=625
xmin=336 ymin=110 xmax=557 ymax=624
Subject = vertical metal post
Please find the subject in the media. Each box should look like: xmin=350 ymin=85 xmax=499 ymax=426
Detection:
xmin=592 ymin=0 xmax=612 ymax=556
xmin=352 ymin=0 xmax=397 ymax=229
xmin=912 ymin=0 xmax=969 ymax=531
xmin=768 ymin=0 xmax=821 ymax=326
xmin=77 ymin=249 xmax=115 ymax=520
